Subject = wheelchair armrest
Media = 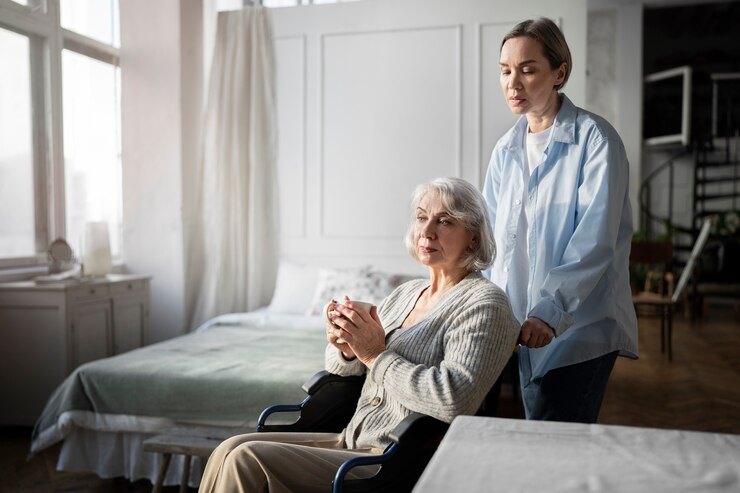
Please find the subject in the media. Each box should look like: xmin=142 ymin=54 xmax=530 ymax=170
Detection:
xmin=302 ymin=370 xmax=364 ymax=395
xmin=332 ymin=442 xmax=400 ymax=493
xmin=256 ymin=399 xmax=309 ymax=431
xmin=389 ymin=412 xmax=450 ymax=446
xmin=332 ymin=413 xmax=450 ymax=493
xmin=257 ymin=370 xmax=365 ymax=433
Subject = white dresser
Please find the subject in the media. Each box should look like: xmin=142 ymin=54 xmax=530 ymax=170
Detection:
xmin=0 ymin=274 xmax=150 ymax=425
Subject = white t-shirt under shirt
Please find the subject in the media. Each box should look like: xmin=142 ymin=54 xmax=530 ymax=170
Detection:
xmin=508 ymin=125 xmax=553 ymax=321
xmin=526 ymin=125 xmax=552 ymax=173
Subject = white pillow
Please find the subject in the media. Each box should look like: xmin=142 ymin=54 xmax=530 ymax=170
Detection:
xmin=267 ymin=260 xmax=320 ymax=315
xmin=305 ymin=266 xmax=397 ymax=316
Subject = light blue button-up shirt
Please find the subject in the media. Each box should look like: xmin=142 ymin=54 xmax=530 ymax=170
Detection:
xmin=483 ymin=94 xmax=638 ymax=383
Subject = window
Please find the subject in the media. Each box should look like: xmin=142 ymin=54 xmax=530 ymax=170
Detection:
xmin=0 ymin=0 xmax=121 ymax=269
xmin=60 ymin=0 xmax=120 ymax=47
xmin=0 ymin=28 xmax=36 ymax=259
xmin=62 ymin=50 xmax=122 ymax=257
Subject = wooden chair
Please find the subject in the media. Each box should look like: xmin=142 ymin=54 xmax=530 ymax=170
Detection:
xmin=630 ymin=240 xmax=674 ymax=358
xmin=631 ymin=219 xmax=712 ymax=360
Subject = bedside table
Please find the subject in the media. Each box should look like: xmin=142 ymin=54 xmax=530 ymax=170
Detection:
xmin=0 ymin=274 xmax=150 ymax=425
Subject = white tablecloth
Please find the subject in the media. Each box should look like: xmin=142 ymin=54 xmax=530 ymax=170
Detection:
xmin=413 ymin=416 xmax=740 ymax=492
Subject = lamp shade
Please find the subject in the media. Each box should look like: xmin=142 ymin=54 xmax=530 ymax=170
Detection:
xmin=83 ymin=221 xmax=112 ymax=277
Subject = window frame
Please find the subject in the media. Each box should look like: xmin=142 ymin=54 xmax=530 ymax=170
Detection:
xmin=0 ymin=0 xmax=120 ymax=271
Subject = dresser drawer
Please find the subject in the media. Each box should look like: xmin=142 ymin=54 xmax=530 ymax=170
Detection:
xmin=69 ymin=284 xmax=111 ymax=302
xmin=110 ymin=279 xmax=147 ymax=296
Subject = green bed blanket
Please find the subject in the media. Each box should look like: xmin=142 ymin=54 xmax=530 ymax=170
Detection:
xmin=32 ymin=322 xmax=329 ymax=451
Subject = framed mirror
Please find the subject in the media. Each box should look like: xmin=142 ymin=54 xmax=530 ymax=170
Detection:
xmin=48 ymin=238 xmax=74 ymax=273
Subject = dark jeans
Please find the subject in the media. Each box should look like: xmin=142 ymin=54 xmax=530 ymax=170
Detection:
xmin=520 ymin=350 xmax=619 ymax=423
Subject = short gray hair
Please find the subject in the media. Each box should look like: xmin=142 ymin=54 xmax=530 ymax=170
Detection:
xmin=404 ymin=177 xmax=496 ymax=272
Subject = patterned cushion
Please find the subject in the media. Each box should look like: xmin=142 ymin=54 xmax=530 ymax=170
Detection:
xmin=305 ymin=266 xmax=398 ymax=316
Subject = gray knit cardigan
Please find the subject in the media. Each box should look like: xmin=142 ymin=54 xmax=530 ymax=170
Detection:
xmin=324 ymin=271 xmax=520 ymax=450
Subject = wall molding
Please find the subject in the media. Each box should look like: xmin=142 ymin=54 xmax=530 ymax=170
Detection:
xmin=317 ymin=24 xmax=463 ymax=239
xmin=275 ymin=34 xmax=308 ymax=238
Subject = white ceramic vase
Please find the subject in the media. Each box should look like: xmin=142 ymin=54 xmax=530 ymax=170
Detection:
xmin=83 ymin=221 xmax=112 ymax=278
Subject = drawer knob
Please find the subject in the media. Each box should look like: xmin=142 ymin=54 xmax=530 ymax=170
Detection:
xmin=89 ymin=288 xmax=96 ymax=295
xmin=128 ymin=284 xmax=133 ymax=290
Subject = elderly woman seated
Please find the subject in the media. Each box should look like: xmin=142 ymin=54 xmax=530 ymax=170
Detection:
xmin=199 ymin=177 xmax=520 ymax=493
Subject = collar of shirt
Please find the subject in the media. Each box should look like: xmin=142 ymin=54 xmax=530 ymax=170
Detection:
xmin=504 ymin=93 xmax=578 ymax=156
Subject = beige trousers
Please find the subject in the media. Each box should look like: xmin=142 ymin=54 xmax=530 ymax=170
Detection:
xmin=198 ymin=431 xmax=382 ymax=493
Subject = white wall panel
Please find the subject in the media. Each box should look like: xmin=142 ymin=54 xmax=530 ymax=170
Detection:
xmin=275 ymin=36 xmax=307 ymax=238
xmin=269 ymin=0 xmax=588 ymax=274
xmin=321 ymin=26 xmax=461 ymax=239
xmin=479 ymin=22 xmax=520 ymax=183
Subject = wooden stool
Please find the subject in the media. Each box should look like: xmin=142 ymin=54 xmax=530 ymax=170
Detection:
xmin=143 ymin=433 xmax=226 ymax=493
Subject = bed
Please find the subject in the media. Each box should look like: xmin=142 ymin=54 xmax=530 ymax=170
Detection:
xmin=30 ymin=261 xmax=416 ymax=488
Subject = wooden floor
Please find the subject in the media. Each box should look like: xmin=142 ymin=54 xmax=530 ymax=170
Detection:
xmin=599 ymin=302 xmax=740 ymax=434
xmin=1 ymin=303 xmax=739 ymax=492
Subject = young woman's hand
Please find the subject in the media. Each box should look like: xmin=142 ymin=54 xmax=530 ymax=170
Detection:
xmin=519 ymin=317 xmax=556 ymax=348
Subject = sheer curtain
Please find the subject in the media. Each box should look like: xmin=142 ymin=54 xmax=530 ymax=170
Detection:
xmin=188 ymin=7 xmax=279 ymax=329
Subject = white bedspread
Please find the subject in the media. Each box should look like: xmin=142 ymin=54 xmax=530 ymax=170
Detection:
xmin=414 ymin=416 xmax=740 ymax=492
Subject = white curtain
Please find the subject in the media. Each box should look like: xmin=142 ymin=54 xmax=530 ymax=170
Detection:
xmin=188 ymin=7 xmax=279 ymax=330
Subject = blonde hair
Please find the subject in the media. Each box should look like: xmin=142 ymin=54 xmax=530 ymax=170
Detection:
xmin=404 ymin=177 xmax=496 ymax=272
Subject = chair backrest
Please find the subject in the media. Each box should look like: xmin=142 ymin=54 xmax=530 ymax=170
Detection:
xmin=630 ymin=240 xmax=674 ymax=295
xmin=672 ymin=218 xmax=712 ymax=303
xmin=629 ymin=241 xmax=674 ymax=264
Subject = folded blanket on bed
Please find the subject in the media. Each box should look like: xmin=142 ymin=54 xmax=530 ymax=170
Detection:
xmin=32 ymin=323 xmax=328 ymax=454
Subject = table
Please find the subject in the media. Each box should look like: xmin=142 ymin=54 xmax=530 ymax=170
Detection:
xmin=413 ymin=416 xmax=740 ymax=492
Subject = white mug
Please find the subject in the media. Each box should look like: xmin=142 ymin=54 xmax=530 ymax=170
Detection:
xmin=324 ymin=300 xmax=374 ymax=344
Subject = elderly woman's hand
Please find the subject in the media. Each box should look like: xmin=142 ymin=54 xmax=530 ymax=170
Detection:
xmin=325 ymin=301 xmax=357 ymax=361
xmin=329 ymin=297 xmax=386 ymax=368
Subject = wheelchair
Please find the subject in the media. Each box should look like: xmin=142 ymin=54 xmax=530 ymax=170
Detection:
xmin=256 ymin=361 xmax=515 ymax=493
